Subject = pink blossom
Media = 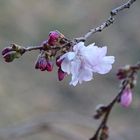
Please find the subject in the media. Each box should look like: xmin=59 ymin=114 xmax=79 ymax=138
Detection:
xmin=58 ymin=42 xmax=115 ymax=86
xmin=121 ymin=88 xmax=132 ymax=107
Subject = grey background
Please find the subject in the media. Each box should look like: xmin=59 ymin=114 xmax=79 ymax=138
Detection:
xmin=0 ymin=0 xmax=140 ymax=139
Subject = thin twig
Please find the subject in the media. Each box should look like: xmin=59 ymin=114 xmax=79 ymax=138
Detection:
xmin=76 ymin=0 xmax=136 ymax=42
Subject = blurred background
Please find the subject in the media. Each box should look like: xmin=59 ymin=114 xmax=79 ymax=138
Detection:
xmin=0 ymin=0 xmax=140 ymax=139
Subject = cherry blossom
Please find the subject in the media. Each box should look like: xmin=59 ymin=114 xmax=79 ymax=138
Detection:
xmin=58 ymin=42 xmax=115 ymax=86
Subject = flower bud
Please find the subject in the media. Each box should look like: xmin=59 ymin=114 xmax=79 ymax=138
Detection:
xmin=56 ymin=56 xmax=63 ymax=67
xmin=120 ymin=88 xmax=132 ymax=107
xmin=3 ymin=51 xmax=18 ymax=62
xmin=2 ymin=47 xmax=13 ymax=56
xmin=94 ymin=104 xmax=107 ymax=119
xmin=46 ymin=61 xmax=53 ymax=72
xmin=38 ymin=57 xmax=47 ymax=71
xmin=48 ymin=31 xmax=60 ymax=46
xmin=35 ymin=56 xmax=53 ymax=72
xmin=58 ymin=68 xmax=67 ymax=81
xmin=117 ymin=69 xmax=127 ymax=80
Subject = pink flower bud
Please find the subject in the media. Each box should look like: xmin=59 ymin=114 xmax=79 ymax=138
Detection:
xmin=46 ymin=61 xmax=53 ymax=72
xmin=58 ymin=68 xmax=67 ymax=81
xmin=56 ymin=56 xmax=63 ymax=67
xmin=3 ymin=51 xmax=17 ymax=62
xmin=117 ymin=69 xmax=127 ymax=80
xmin=2 ymin=47 xmax=13 ymax=56
xmin=35 ymin=56 xmax=53 ymax=72
xmin=48 ymin=31 xmax=60 ymax=46
xmin=120 ymin=88 xmax=132 ymax=107
xmin=39 ymin=57 xmax=47 ymax=71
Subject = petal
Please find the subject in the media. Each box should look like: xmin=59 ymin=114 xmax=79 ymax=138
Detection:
xmin=92 ymin=56 xmax=115 ymax=74
xmin=69 ymin=59 xmax=81 ymax=86
xmin=82 ymin=45 xmax=107 ymax=67
xmin=69 ymin=78 xmax=79 ymax=86
xmin=93 ymin=64 xmax=112 ymax=74
xmin=59 ymin=52 xmax=75 ymax=61
xmin=78 ymin=67 xmax=93 ymax=84
xmin=59 ymin=52 xmax=76 ymax=74
xmin=61 ymin=59 xmax=71 ymax=74
xmin=98 ymin=46 xmax=107 ymax=57
xmin=66 ymin=52 xmax=76 ymax=61
xmin=87 ymin=42 xmax=95 ymax=47
xmin=103 ymin=56 xmax=115 ymax=64
xmin=73 ymin=42 xmax=85 ymax=52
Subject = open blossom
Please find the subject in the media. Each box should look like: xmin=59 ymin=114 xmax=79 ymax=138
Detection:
xmin=58 ymin=42 xmax=115 ymax=86
xmin=120 ymin=88 xmax=132 ymax=107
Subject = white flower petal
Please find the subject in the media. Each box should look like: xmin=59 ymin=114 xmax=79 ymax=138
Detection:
xmin=93 ymin=64 xmax=112 ymax=74
xmin=70 ymin=60 xmax=81 ymax=86
xmin=61 ymin=59 xmax=71 ymax=74
xmin=103 ymin=56 xmax=115 ymax=64
xmin=59 ymin=52 xmax=76 ymax=62
xmin=78 ymin=67 xmax=93 ymax=84
xmin=86 ymin=43 xmax=95 ymax=48
xmin=73 ymin=42 xmax=85 ymax=52
xmin=66 ymin=52 xmax=76 ymax=61
xmin=98 ymin=46 xmax=107 ymax=57
xmin=69 ymin=78 xmax=79 ymax=86
xmin=92 ymin=56 xmax=115 ymax=74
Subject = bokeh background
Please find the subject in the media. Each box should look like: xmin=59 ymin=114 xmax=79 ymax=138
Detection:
xmin=0 ymin=0 xmax=140 ymax=140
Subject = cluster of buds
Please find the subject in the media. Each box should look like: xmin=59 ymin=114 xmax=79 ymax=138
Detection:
xmin=2 ymin=30 xmax=70 ymax=81
xmin=2 ymin=44 xmax=26 ymax=62
xmin=117 ymin=64 xmax=139 ymax=107
xmin=34 ymin=31 xmax=68 ymax=81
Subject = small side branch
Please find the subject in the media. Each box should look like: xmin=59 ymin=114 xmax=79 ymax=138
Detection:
xmin=90 ymin=61 xmax=140 ymax=140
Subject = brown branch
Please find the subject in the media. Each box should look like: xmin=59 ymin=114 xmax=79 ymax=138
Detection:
xmin=3 ymin=0 xmax=136 ymax=59
xmin=76 ymin=0 xmax=136 ymax=42
xmin=90 ymin=62 xmax=140 ymax=140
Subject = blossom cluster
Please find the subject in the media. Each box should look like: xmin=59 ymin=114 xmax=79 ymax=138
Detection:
xmin=2 ymin=31 xmax=115 ymax=86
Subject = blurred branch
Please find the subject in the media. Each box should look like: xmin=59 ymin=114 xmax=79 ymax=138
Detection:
xmin=0 ymin=112 xmax=94 ymax=140
xmin=90 ymin=62 xmax=140 ymax=140
xmin=76 ymin=0 xmax=136 ymax=42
